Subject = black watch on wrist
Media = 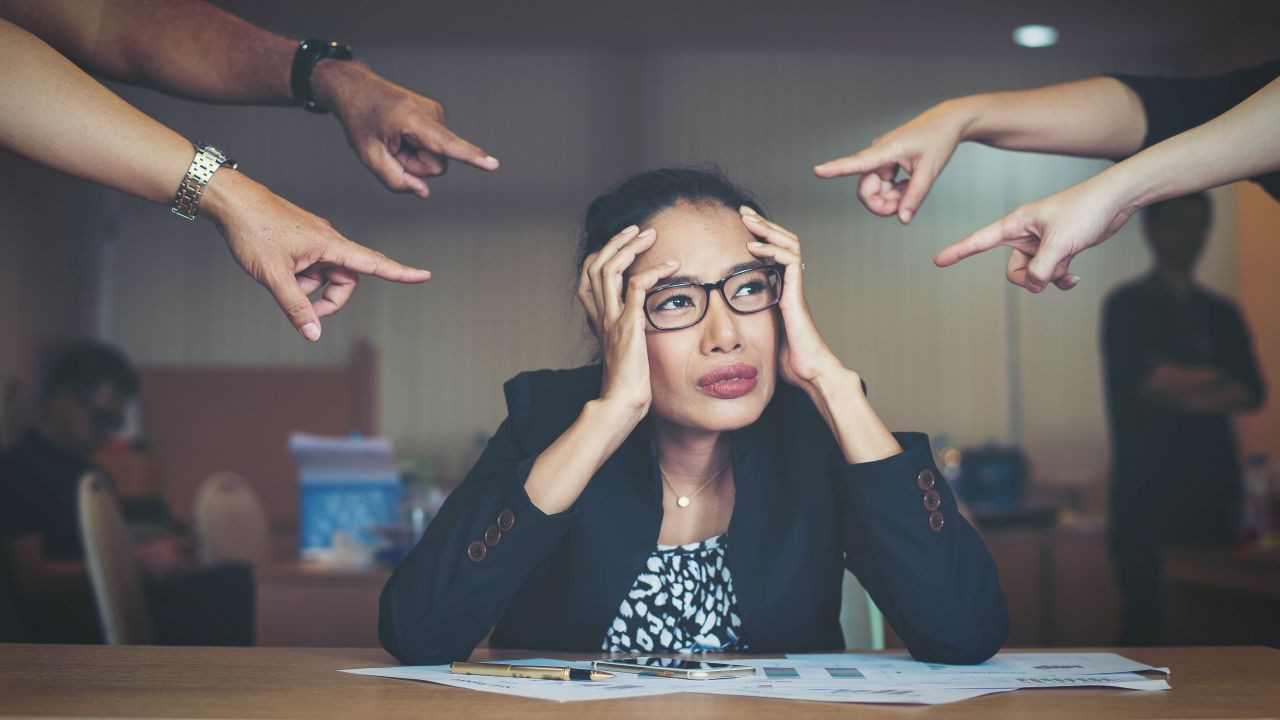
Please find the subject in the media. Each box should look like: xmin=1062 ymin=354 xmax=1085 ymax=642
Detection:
xmin=291 ymin=38 xmax=354 ymax=113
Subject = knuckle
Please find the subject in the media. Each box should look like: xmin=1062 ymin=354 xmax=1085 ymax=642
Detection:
xmin=284 ymin=297 xmax=312 ymax=318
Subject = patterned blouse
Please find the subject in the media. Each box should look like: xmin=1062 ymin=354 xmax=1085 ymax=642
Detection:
xmin=602 ymin=534 xmax=747 ymax=653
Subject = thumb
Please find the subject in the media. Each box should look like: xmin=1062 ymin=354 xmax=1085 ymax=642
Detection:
xmin=266 ymin=273 xmax=322 ymax=342
xmin=1026 ymin=239 xmax=1072 ymax=292
xmin=897 ymin=164 xmax=936 ymax=224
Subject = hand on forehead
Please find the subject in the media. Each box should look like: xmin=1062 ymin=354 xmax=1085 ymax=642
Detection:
xmin=633 ymin=202 xmax=760 ymax=281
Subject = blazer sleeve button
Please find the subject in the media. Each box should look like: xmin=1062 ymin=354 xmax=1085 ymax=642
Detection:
xmin=467 ymin=540 xmax=488 ymax=562
xmin=497 ymin=508 xmax=516 ymax=532
xmin=923 ymin=489 xmax=941 ymax=512
xmin=484 ymin=524 xmax=502 ymax=546
xmin=929 ymin=510 xmax=945 ymax=532
xmin=916 ymin=468 xmax=936 ymax=491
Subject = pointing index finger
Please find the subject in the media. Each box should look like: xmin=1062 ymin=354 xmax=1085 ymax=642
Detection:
xmin=934 ymin=215 xmax=1021 ymax=268
xmin=333 ymin=241 xmax=432 ymax=283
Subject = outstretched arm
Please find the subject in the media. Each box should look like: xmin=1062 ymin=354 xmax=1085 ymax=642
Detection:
xmin=814 ymin=77 xmax=1147 ymax=224
xmin=0 ymin=0 xmax=499 ymax=196
xmin=0 ymin=18 xmax=431 ymax=341
xmin=935 ymin=75 xmax=1280 ymax=292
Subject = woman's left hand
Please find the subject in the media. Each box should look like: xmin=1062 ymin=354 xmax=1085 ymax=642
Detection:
xmin=738 ymin=207 xmax=852 ymax=394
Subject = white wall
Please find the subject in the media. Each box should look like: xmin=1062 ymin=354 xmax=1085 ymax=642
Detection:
xmin=95 ymin=46 xmax=1238 ymax=488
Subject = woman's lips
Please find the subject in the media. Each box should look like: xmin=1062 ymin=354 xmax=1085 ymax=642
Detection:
xmin=696 ymin=363 xmax=759 ymax=399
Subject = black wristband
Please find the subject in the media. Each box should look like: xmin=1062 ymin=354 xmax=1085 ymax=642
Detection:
xmin=291 ymin=38 xmax=354 ymax=113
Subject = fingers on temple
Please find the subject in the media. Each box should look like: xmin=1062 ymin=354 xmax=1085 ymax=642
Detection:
xmin=739 ymin=208 xmax=800 ymax=251
xmin=601 ymin=229 xmax=657 ymax=319
xmin=625 ymin=259 xmax=682 ymax=306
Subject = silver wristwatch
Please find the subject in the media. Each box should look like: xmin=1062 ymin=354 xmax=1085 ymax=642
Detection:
xmin=171 ymin=142 xmax=238 ymax=221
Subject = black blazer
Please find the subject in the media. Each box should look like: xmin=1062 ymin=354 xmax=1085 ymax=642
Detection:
xmin=379 ymin=365 xmax=1008 ymax=665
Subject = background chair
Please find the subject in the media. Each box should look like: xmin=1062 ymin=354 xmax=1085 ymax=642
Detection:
xmin=193 ymin=471 xmax=270 ymax=568
xmin=841 ymin=572 xmax=886 ymax=651
xmin=78 ymin=472 xmax=155 ymax=645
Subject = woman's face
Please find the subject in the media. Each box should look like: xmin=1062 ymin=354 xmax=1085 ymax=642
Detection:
xmin=631 ymin=200 xmax=779 ymax=433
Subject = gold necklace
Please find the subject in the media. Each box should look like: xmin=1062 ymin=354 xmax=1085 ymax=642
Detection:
xmin=658 ymin=457 xmax=732 ymax=509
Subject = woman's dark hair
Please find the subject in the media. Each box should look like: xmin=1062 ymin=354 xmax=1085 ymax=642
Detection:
xmin=39 ymin=339 xmax=139 ymax=402
xmin=577 ymin=166 xmax=765 ymax=271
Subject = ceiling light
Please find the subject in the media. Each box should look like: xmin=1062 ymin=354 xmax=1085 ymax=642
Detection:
xmin=1012 ymin=24 xmax=1059 ymax=48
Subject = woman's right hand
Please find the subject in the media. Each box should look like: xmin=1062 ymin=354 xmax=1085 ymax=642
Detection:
xmin=575 ymin=225 xmax=680 ymax=423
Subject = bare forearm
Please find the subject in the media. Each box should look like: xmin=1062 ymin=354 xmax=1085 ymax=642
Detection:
xmin=806 ymin=368 xmax=902 ymax=465
xmin=4 ymin=539 xmax=90 ymax=598
xmin=1096 ymin=75 xmax=1280 ymax=215
xmin=954 ymin=77 xmax=1147 ymax=158
xmin=523 ymin=400 xmax=641 ymax=515
xmin=1142 ymin=362 xmax=1226 ymax=397
xmin=1168 ymin=383 xmax=1259 ymax=414
xmin=1 ymin=0 xmax=295 ymax=104
xmin=0 ymin=18 xmax=194 ymax=203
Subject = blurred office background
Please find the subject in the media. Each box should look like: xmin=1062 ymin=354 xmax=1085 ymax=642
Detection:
xmin=2 ymin=0 xmax=1278 ymax=648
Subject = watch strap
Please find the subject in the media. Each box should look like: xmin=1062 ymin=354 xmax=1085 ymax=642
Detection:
xmin=171 ymin=143 xmax=237 ymax=221
xmin=291 ymin=38 xmax=354 ymax=113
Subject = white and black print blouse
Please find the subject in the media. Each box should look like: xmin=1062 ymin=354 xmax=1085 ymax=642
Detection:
xmin=602 ymin=534 xmax=747 ymax=653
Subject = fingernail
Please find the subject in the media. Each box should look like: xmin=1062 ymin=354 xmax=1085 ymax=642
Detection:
xmin=482 ymin=155 xmax=499 ymax=168
xmin=743 ymin=214 xmax=763 ymax=223
xmin=749 ymin=241 xmax=766 ymax=247
xmin=1068 ymin=274 xmax=1082 ymax=286
xmin=621 ymin=224 xmax=640 ymax=236
xmin=663 ymin=260 xmax=678 ymax=266
xmin=302 ymin=323 xmax=321 ymax=342
xmin=739 ymin=205 xmax=759 ymax=216
xmin=637 ymin=228 xmax=656 ymax=239
xmin=900 ymin=209 xmax=913 ymax=223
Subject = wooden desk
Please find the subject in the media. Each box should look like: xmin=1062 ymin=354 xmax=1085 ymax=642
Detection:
xmin=1 ymin=645 xmax=1277 ymax=718
xmin=255 ymin=564 xmax=391 ymax=647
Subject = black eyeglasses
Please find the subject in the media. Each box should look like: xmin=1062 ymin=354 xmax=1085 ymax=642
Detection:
xmin=643 ymin=265 xmax=783 ymax=331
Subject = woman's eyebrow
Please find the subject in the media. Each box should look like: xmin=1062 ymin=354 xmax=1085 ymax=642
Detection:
xmin=659 ymin=261 xmax=770 ymax=287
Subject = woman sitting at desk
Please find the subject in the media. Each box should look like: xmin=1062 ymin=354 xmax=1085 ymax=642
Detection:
xmin=380 ymin=168 xmax=1009 ymax=665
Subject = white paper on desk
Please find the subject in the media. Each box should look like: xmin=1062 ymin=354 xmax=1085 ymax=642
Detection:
xmin=715 ymin=659 xmax=1168 ymax=691
xmin=693 ymin=682 xmax=1012 ymax=705
xmin=784 ymin=652 xmax=1170 ymax=678
xmin=342 ymin=658 xmax=682 ymax=702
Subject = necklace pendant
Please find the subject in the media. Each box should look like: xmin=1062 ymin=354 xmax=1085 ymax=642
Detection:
xmin=676 ymin=496 xmax=691 ymax=508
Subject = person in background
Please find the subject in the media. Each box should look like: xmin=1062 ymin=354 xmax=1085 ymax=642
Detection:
xmin=816 ymin=60 xmax=1280 ymax=293
xmin=0 ymin=0 xmax=500 ymax=340
xmin=0 ymin=340 xmax=252 ymax=645
xmin=1101 ymin=192 xmax=1266 ymax=646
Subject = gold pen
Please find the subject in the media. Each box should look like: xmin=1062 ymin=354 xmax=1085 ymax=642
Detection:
xmin=450 ymin=661 xmax=615 ymax=681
